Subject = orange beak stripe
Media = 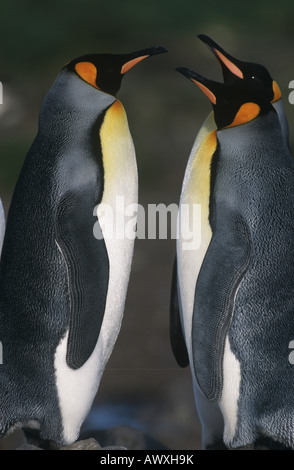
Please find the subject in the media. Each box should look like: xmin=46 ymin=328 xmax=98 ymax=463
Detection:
xmin=214 ymin=49 xmax=244 ymax=79
xmin=192 ymin=79 xmax=217 ymax=105
xmin=121 ymin=55 xmax=149 ymax=74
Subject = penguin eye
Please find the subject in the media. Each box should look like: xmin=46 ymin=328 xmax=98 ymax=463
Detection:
xmin=251 ymin=75 xmax=262 ymax=83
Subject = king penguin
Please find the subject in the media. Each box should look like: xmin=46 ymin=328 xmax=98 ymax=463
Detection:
xmin=175 ymin=66 xmax=294 ymax=450
xmin=170 ymin=36 xmax=290 ymax=371
xmin=197 ymin=34 xmax=290 ymax=148
xmin=0 ymin=46 xmax=167 ymax=446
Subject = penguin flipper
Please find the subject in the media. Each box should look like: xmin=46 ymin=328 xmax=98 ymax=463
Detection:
xmin=56 ymin=193 xmax=109 ymax=370
xmin=192 ymin=212 xmax=252 ymax=401
xmin=170 ymin=256 xmax=189 ymax=367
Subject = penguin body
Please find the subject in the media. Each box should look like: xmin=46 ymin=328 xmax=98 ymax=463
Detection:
xmin=175 ymin=69 xmax=294 ymax=449
xmin=170 ymin=38 xmax=291 ymax=447
xmin=0 ymin=47 xmax=166 ymax=445
xmin=171 ymin=38 xmax=289 ymax=371
xmin=204 ymin=110 xmax=294 ymax=448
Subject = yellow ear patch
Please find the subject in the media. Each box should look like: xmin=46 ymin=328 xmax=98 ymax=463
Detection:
xmin=75 ymin=62 xmax=99 ymax=89
xmin=272 ymin=80 xmax=282 ymax=103
xmin=121 ymin=55 xmax=149 ymax=74
xmin=225 ymin=102 xmax=260 ymax=129
xmin=214 ymin=49 xmax=244 ymax=79
xmin=192 ymin=79 xmax=217 ymax=104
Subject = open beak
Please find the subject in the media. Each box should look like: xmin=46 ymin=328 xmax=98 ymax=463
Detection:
xmin=176 ymin=67 xmax=217 ymax=104
xmin=197 ymin=34 xmax=244 ymax=79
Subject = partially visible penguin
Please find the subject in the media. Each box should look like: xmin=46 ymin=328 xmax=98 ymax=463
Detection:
xmin=0 ymin=46 xmax=167 ymax=446
xmin=0 ymin=200 xmax=5 ymax=256
xmin=170 ymin=36 xmax=290 ymax=372
xmin=175 ymin=67 xmax=294 ymax=450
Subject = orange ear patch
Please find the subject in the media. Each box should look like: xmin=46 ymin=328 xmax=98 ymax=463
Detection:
xmin=272 ymin=80 xmax=282 ymax=103
xmin=121 ymin=55 xmax=149 ymax=74
xmin=214 ymin=50 xmax=244 ymax=79
xmin=191 ymin=79 xmax=217 ymax=104
xmin=75 ymin=62 xmax=99 ymax=89
xmin=225 ymin=102 xmax=260 ymax=129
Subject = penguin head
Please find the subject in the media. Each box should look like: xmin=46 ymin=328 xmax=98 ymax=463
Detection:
xmin=197 ymin=34 xmax=281 ymax=104
xmin=177 ymin=67 xmax=273 ymax=130
xmin=64 ymin=47 xmax=167 ymax=96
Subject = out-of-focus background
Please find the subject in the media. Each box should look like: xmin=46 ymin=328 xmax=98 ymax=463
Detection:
xmin=1 ymin=0 xmax=294 ymax=450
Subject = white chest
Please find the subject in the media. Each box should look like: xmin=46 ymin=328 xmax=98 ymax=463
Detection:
xmin=54 ymin=99 xmax=138 ymax=445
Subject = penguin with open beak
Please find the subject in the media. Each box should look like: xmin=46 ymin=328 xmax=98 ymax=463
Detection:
xmin=197 ymin=34 xmax=289 ymax=147
xmin=170 ymin=36 xmax=290 ymax=377
xmin=174 ymin=65 xmax=294 ymax=450
xmin=0 ymin=46 xmax=167 ymax=446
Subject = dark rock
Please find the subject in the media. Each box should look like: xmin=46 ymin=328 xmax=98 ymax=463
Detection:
xmin=59 ymin=437 xmax=126 ymax=450
xmin=60 ymin=438 xmax=102 ymax=450
xmin=16 ymin=443 xmax=43 ymax=450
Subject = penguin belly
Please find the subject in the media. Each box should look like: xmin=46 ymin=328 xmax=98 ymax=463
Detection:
xmin=176 ymin=112 xmax=225 ymax=448
xmin=177 ymin=112 xmax=215 ymax=347
xmin=54 ymin=99 xmax=138 ymax=444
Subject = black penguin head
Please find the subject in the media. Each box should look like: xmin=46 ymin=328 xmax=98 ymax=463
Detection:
xmin=197 ymin=34 xmax=282 ymax=104
xmin=177 ymin=67 xmax=273 ymax=130
xmin=64 ymin=47 xmax=167 ymax=96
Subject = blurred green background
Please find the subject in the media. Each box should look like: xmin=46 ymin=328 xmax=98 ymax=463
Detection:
xmin=1 ymin=0 xmax=294 ymax=450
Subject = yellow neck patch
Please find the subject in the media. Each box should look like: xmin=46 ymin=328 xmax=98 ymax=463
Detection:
xmin=183 ymin=128 xmax=217 ymax=249
xmin=224 ymin=102 xmax=260 ymax=129
xmin=186 ymin=129 xmax=217 ymax=207
xmin=99 ymin=99 xmax=131 ymax=198
xmin=75 ymin=62 xmax=99 ymax=89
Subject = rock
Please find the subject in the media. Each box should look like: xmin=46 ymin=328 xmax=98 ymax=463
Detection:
xmin=59 ymin=437 xmax=126 ymax=450
xmin=60 ymin=438 xmax=102 ymax=450
xmin=102 ymin=446 xmax=127 ymax=450
xmin=16 ymin=443 xmax=43 ymax=450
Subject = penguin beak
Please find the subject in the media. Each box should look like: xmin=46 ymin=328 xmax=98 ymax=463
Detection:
xmin=197 ymin=34 xmax=244 ymax=79
xmin=176 ymin=67 xmax=217 ymax=104
xmin=121 ymin=46 xmax=168 ymax=75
